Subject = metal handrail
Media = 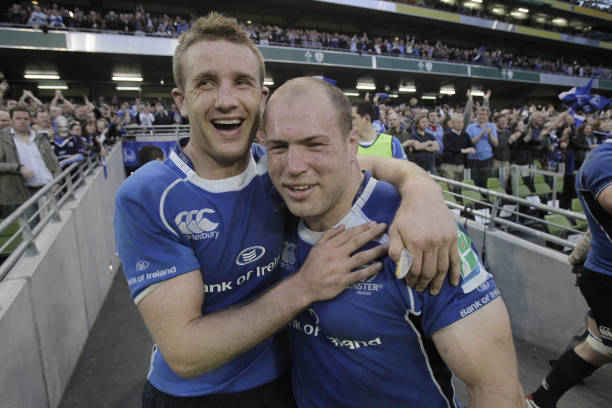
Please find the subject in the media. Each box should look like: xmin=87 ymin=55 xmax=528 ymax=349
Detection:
xmin=123 ymin=124 xmax=190 ymax=139
xmin=433 ymin=175 xmax=587 ymax=249
xmin=0 ymin=148 xmax=111 ymax=281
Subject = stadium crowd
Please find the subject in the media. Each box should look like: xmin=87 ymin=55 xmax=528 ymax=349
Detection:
xmin=3 ymin=3 xmax=611 ymax=79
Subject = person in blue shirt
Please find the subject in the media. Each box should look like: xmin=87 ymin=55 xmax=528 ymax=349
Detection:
xmin=263 ymin=77 xmax=524 ymax=408
xmin=527 ymin=138 xmax=612 ymax=408
xmin=114 ymin=12 xmax=462 ymax=408
xmin=466 ymin=107 xmax=498 ymax=186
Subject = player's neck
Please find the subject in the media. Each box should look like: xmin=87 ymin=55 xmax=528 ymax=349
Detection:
xmin=183 ymin=140 xmax=250 ymax=180
xmin=304 ymin=169 xmax=364 ymax=232
xmin=359 ymin=127 xmax=377 ymax=143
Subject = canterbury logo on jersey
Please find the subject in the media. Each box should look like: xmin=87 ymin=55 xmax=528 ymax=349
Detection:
xmin=175 ymin=208 xmax=220 ymax=240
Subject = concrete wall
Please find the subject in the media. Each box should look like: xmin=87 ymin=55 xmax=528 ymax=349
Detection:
xmin=0 ymin=145 xmax=125 ymax=408
xmin=461 ymin=218 xmax=588 ymax=354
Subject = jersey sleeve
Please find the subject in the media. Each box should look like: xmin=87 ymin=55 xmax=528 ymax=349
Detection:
xmin=391 ymin=136 xmax=408 ymax=160
xmin=417 ymin=225 xmax=499 ymax=337
xmin=581 ymin=147 xmax=612 ymax=197
xmin=114 ymin=171 xmax=201 ymax=303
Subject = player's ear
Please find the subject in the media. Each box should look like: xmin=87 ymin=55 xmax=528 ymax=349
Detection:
xmin=347 ymin=127 xmax=359 ymax=157
xmin=171 ymin=88 xmax=187 ymax=118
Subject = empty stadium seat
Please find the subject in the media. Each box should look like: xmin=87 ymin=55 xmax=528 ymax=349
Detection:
xmin=571 ymin=198 xmax=588 ymax=230
xmin=486 ymin=177 xmax=506 ymax=203
xmin=437 ymin=181 xmax=458 ymax=204
xmin=544 ymin=214 xmax=572 ymax=238
xmin=513 ymin=176 xmax=534 ymax=198
xmin=0 ymin=219 xmax=22 ymax=256
xmin=533 ymin=174 xmax=552 ymax=197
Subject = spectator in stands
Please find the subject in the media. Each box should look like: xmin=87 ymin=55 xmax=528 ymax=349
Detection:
xmin=52 ymin=122 xmax=87 ymax=167
xmin=571 ymin=123 xmax=597 ymax=169
xmin=27 ymin=5 xmax=47 ymax=27
xmin=426 ymin=110 xmax=445 ymax=152
xmin=137 ymin=145 xmax=165 ymax=167
xmin=527 ymin=111 xmax=547 ymax=164
xmin=32 ymin=110 xmax=54 ymax=140
xmin=408 ymin=113 xmax=439 ymax=173
xmin=0 ymin=105 xmax=60 ymax=218
xmin=351 ymin=101 xmax=406 ymax=159
xmin=386 ymin=109 xmax=410 ymax=147
xmin=153 ymin=103 xmax=173 ymax=125
xmin=83 ymin=121 xmax=105 ymax=158
xmin=440 ymin=113 xmax=475 ymax=181
xmin=492 ymin=114 xmax=516 ymax=187
xmin=0 ymin=110 xmax=10 ymax=130
xmin=138 ymin=104 xmax=155 ymax=127
xmin=5 ymin=3 xmax=27 ymax=24
xmin=466 ymin=107 xmax=498 ymax=186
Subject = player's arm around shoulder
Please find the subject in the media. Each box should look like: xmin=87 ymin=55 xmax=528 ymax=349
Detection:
xmin=135 ymin=222 xmax=389 ymax=378
xmin=432 ymin=296 xmax=524 ymax=407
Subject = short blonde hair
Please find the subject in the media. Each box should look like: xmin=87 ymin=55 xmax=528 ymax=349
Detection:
xmin=172 ymin=12 xmax=265 ymax=90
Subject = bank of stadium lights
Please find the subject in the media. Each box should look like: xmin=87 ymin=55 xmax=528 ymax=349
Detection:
xmin=470 ymin=89 xmax=485 ymax=97
xmin=263 ymin=78 xmax=274 ymax=86
xmin=440 ymin=86 xmax=455 ymax=95
xmin=471 ymin=0 xmax=482 ymax=3
xmin=24 ymin=73 xmax=60 ymax=80
xmin=38 ymin=84 xmax=68 ymax=90
xmin=518 ymin=8 xmax=529 ymax=13
xmin=112 ymin=75 xmax=143 ymax=82
xmin=421 ymin=95 xmax=437 ymax=100
xmin=491 ymin=7 xmax=505 ymax=16
xmin=117 ymin=86 xmax=142 ymax=91
xmin=356 ymin=83 xmax=376 ymax=90
xmin=344 ymin=91 xmax=360 ymax=97
xmin=463 ymin=1 xmax=481 ymax=9
xmin=389 ymin=94 xmax=399 ymax=98
xmin=399 ymin=85 xmax=416 ymax=93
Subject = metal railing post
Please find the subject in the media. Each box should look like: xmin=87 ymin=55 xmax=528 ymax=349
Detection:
xmin=18 ymin=215 xmax=38 ymax=256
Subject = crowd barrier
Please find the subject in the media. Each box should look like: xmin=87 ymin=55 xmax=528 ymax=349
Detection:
xmin=0 ymin=144 xmax=124 ymax=408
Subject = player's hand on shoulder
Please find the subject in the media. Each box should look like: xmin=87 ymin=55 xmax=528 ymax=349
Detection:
xmin=295 ymin=222 xmax=388 ymax=303
xmin=389 ymin=182 xmax=460 ymax=295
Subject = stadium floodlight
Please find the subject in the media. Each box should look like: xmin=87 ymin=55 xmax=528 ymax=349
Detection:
xmin=263 ymin=78 xmax=274 ymax=86
xmin=356 ymin=83 xmax=376 ymax=90
xmin=399 ymin=86 xmax=416 ymax=93
xmin=421 ymin=95 xmax=437 ymax=100
xmin=38 ymin=84 xmax=68 ymax=90
xmin=518 ymin=8 xmax=529 ymax=13
xmin=344 ymin=91 xmax=360 ymax=97
xmin=24 ymin=73 xmax=60 ymax=80
xmin=471 ymin=89 xmax=485 ymax=97
xmin=389 ymin=94 xmax=399 ymax=98
xmin=112 ymin=75 xmax=143 ymax=82
xmin=440 ymin=86 xmax=455 ymax=95
xmin=117 ymin=86 xmax=142 ymax=91
xmin=471 ymin=0 xmax=482 ymax=3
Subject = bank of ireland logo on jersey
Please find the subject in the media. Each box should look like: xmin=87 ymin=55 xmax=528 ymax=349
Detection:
xmin=236 ymin=246 xmax=266 ymax=265
xmin=175 ymin=208 xmax=220 ymax=241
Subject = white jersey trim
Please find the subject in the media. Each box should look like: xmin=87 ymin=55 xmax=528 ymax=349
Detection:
xmin=298 ymin=177 xmax=389 ymax=245
xmin=159 ymin=178 xmax=184 ymax=237
xmin=169 ymin=150 xmax=267 ymax=193
xmin=405 ymin=317 xmax=453 ymax=408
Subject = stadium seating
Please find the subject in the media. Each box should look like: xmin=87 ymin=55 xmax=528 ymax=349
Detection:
xmin=533 ymin=174 xmax=553 ymax=198
xmin=0 ymin=219 xmax=21 ymax=257
xmin=544 ymin=214 xmax=572 ymax=238
xmin=571 ymin=198 xmax=588 ymax=230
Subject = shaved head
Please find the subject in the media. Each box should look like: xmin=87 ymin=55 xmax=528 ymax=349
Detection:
xmin=264 ymin=77 xmax=352 ymax=137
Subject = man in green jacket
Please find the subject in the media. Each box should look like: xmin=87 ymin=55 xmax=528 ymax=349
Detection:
xmin=0 ymin=105 xmax=60 ymax=218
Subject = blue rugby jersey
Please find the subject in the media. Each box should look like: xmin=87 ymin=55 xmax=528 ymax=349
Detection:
xmin=115 ymin=140 xmax=289 ymax=396
xmin=576 ymin=139 xmax=612 ymax=276
xmin=280 ymin=173 xmax=499 ymax=408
